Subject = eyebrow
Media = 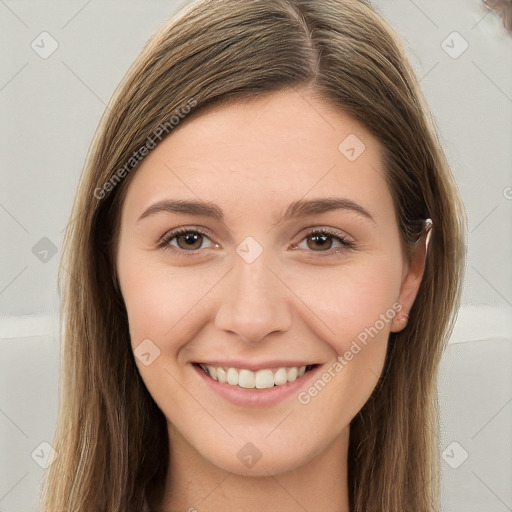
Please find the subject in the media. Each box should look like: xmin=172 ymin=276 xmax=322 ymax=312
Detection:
xmin=137 ymin=197 xmax=375 ymax=223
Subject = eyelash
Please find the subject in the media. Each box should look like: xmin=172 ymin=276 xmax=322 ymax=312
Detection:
xmin=158 ymin=226 xmax=356 ymax=257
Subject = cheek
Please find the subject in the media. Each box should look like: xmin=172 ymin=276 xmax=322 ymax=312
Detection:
xmin=289 ymin=257 xmax=401 ymax=424
xmin=121 ymin=248 xmax=402 ymax=365
xmin=285 ymin=253 xmax=403 ymax=354
xmin=119 ymin=253 xmax=222 ymax=348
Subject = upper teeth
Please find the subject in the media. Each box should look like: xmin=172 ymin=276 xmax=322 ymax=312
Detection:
xmin=199 ymin=364 xmax=308 ymax=389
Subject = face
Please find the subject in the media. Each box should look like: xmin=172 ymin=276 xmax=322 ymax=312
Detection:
xmin=116 ymin=88 xmax=425 ymax=477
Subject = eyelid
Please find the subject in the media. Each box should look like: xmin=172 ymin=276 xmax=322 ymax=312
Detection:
xmin=158 ymin=226 xmax=217 ymax=254
xmin=158 ymin=225 xmax=357 ymax=256
xmin=295 ymin=226 xmax=354 ymax=243
xmin=291 ymin=226 xmax=356 ymax=255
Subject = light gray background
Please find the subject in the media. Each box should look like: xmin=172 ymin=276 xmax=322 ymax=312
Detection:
xmin=0 ymin=0 xmax=511 ymax=510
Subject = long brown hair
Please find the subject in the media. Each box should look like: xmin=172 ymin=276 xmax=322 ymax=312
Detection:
xmin=41 ymin=0 xmax=466 ymax=510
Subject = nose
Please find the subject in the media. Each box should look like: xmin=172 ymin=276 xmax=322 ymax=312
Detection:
xmin=214 ymin=250 xmax=293 ymax=344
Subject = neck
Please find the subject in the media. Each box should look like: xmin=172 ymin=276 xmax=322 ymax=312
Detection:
xmin=153 ymin=423 xmax=351 ymax=512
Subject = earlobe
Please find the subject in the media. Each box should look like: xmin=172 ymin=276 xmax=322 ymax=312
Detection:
xmin=424 ymin=218 xmax=433 ymax=253
xmin=391 ymin=219 xmax=432 ymax=333
xmin=392 ymin=313 xmax=409 ymax=332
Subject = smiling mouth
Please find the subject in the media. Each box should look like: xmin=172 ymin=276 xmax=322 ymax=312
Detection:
xmin=195 ymin=363 xmax=318 ymax=389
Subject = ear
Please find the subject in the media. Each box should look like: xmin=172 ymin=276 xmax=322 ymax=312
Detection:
xmin=390 ymin=222 xmax=432 ymax=333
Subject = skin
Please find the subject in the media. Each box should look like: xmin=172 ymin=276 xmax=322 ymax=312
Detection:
xmin=115 ymin=88 xmax=427 ymax=511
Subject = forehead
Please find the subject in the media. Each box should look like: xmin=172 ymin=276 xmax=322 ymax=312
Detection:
xmin=120 ymin=89 xmax=393 ymax=225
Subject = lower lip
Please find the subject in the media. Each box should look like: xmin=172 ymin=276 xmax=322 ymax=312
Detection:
xmin=193 ymin=363 xmax=322 ymax=408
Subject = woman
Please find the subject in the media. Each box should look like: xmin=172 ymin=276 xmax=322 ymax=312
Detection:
xmin=41 ymin=0 xmax=466 ymax=510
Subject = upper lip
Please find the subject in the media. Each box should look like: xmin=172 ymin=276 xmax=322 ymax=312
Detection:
xmin=195 ymin=360 xmax=318 ymax=371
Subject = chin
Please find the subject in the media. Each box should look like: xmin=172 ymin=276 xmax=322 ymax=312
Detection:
xmin=206 ymin=444 xmax=315 ymax=477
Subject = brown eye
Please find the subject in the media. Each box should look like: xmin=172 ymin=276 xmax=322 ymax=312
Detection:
xmin=176 ymin=232 xmax=204 ymax=250
xmin=295 ymin=228 xmax=356 ymax=255
xmin=160 ymin=228 xmax=215 ymax=253
xmin=307 ymin=233 xmax=334 ymax=251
